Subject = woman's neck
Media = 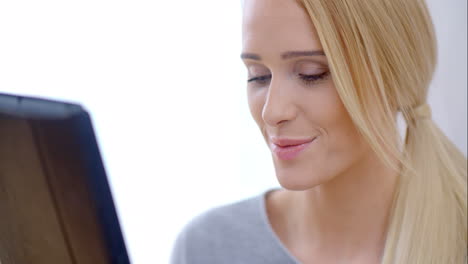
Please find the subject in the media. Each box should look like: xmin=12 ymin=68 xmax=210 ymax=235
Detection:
xmin=269 ymin=152 xmax=399 ymax=263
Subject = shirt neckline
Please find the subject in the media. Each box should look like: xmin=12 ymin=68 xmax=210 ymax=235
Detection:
xmin=258 ymin=188 xmax=302 ymax=264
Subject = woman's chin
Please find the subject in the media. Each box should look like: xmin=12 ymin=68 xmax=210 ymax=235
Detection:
xmin=272 ymin=154 xmax=336 ymax=191
xmin=275 ymin=171 xmax=328 ymax=191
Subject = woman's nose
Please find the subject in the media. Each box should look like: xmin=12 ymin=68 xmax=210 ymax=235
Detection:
xmin=261 ymin=78 xmax=297 ymax=127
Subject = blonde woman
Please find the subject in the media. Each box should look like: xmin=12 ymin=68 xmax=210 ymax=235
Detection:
xmin=171 ymin=0 xmax=467 ymax=263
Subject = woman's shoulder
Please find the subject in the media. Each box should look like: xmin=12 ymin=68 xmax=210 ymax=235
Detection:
xmin=175 ymin=192 xmax=265 ymax=242
xmin=170 ymin=191 xmax=274 ymax=264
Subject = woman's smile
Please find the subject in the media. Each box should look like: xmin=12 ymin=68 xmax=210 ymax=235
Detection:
xmin=270 ymin=136 xmax=317 ymax=161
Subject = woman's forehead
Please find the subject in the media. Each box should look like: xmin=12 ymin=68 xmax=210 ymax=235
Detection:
xmin=242 ymin=0 xmax=308 ymax=26
xmin=242 ymin=0 xmax=322 ymax=56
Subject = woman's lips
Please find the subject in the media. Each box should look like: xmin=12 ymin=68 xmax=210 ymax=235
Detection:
xmin=270 ymin=137 xmax=317 ymax=161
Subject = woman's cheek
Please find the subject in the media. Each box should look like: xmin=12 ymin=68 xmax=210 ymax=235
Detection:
xmin=301 ymin=83 xmax=344 ymax=126
xmin=247 ymin=89 xmax=267 ymax=126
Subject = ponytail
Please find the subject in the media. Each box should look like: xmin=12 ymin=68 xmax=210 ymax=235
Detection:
xmin=382 ymin=104 xmax=467 ymax=263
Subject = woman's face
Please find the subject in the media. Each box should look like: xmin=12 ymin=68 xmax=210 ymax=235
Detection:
xmin=242 ymin=0 xmax=371 ymax=190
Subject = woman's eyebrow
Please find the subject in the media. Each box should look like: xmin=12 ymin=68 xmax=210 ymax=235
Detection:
xmin=240 ymin=50 xmax=325 ymax=61
xmin=281 ymin=50 xmax=325 ymax=59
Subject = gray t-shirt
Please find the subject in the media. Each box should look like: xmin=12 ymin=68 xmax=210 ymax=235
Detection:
xmin=170 ymin=190 xmax=300 ymax=264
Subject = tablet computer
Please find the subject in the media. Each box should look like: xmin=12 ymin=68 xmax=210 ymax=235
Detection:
xmin=0 ymin=93 xmax=130 ymax=264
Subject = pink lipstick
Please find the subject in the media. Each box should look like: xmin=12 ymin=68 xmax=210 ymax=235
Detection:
xmin=270 ymin=137 xmax=317 ymax=161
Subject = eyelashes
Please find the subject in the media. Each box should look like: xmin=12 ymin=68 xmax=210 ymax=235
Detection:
xmin=298 ymin=72 xmax=330 ymax=85
xmin=247 ymin=75 xmax=271 ymax=84
xmin=247 ymin=71 xmax=330 ymax=86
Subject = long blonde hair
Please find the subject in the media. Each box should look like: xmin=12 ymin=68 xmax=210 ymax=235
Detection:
xmin=298 ymin=0 xmax=467 ymax=263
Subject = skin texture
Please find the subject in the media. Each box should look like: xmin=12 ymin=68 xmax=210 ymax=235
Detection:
xmin=241 ymin=0 xmax=399 ymax=263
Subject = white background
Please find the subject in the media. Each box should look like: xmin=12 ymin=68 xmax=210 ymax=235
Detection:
xmin=0 ymin=1 xmax=465 ymax=263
